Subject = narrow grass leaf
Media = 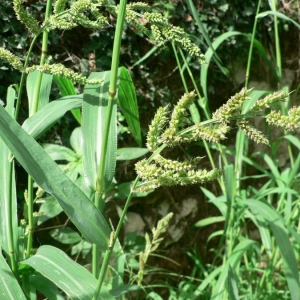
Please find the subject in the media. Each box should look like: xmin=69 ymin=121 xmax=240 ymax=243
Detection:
xmin=185 ymin=0 xmax=223 ymax=66
xmin=227 ymin=265 xmax=240 ymax=300
xmin=224 ymin=164 xmax=235 ymax=210
xmin=194 ymin=266 xmax=222 ymax=296
xmin=116 ymin=147 xmax=148 ymax=160
xmin=257 ymin=11 xmax=300 ymax=30
xmin=242 ymin=89 xmax=268 ymax=113
xmin=118 ymin=67 xmax=142 ymax=147
xmin=22 ymin=95 xmax=82 ymax=139
xmin=0 ymin=251 xmax=26 ymax=300
xmin=131 ymin=43 xmax=162 ymax=68
xmin=194 ymin=216 xmax=225 ymax=227
xmin=53 ymin=75 xmax=81 ymax=124
xmin=246 ymin=199 xmax=300 ymax=300
xmin=0 ymin=86 xmax=19 ymax=258
xmin=246 ymin=209 xmax=272 ymax=256
xmin=211 ymin=239 xmax=257 ymax=299
xmin=22 ymin=245 xmax=114 ymax=300
xmin=82 ymin=71 xmax=117 ymax=191
xmin=200 ymin=31 xmax=240 ymax=102
xmin=27 ymin=70 xmax=53 ymax=112
xmin=30 ymin=274 xmax=65 ymax=300
xmin=207 ymin=230 xmax=224 ymax=243
xmin=0 ymin=105 xmax=110 ymax=248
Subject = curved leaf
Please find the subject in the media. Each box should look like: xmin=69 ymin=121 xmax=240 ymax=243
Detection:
xmin=0 ymin=86 xmax=19 ymax=259
xmin=246 ymin=200 xmax=300 ymax=300
xmin=22 ymin=95 xmax=82 ymax=139
xmin=27 ymin=70 xmax=53 ymax=113
xmin=118 ymin=67 xmax=142 ymax=146
xmin=257 ymin=11 xmax=300 ymax=30
xmin=211 ymin=239 xmax=257 ymax=299
xmin=54 ymin=75 xmax=81 ymax=124
xmin=22 ymin=246 xmax=114 ymax=300
xmin=116 ymin=147 xmax=148 ymax=160
xmin=82 ymin=71 xmax=117 ymax=191
xmin=0 ymin=251 xmax=26 ymax=300
xmin=0 ymin=105 xmax=110 ymax=249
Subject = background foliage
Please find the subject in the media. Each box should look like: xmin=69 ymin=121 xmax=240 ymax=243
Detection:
xmin=0 ymin=0 xmax=300 ymax=299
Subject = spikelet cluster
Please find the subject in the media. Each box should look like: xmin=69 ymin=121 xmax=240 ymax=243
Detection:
xmin=13 ymin=0 xmax=39 ymax=35
xmin=135 ymin=91 xmax=236 ymax=191
xmin=251 ymin=90 xmax=288 ymax=114
xmin=266 ymin=107 xmax=300 ymax=132
xmin=0 ymin=48 xmax=24 ymax=71
xmin=143 ymin=12 xmax=205 ymax=63
xmin=47 ymin=0 xmax=107 ymax=31
xmin=212 ymin=88 xmax=252 ymax=122
xmin=237 ymin=119 xmax=269 ymax=145
xmin=26 ymin=64 xmax=104 ymax=85
xmin=135 ymin=158 xmax=222 ymax=192
xmin=138 ymin=213 xmax=173 ymax=285
xmin=106 ymin=4 xmax=205 ymax=63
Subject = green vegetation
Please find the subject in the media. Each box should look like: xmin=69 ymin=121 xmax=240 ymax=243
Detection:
xmin=0 ymin=0 xmax=300 ymax=299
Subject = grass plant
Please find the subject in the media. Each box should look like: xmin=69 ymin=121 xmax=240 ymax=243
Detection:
xmin=0 ymin=0 xmax=299 ymax=299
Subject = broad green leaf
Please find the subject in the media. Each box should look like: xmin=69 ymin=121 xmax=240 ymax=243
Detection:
xmin=30 ymin=274 xmax=65 ymax=300
xmin=118 ymin=67 xmax=142 ymax=147
xmin=211 ymin=239 xmax=257 ymax=299
xmin=257 ymin=11 xmax=300 ymax=30
xmin=82 ymin=71 xmax=117 ymax=191
xmin=246 ymin=200 xmax=300 ymax=300
xmin=43 ymin=143 xmax=77 ymax=162
xmin=38 ymin=196 xmax=64 ymax=225
xmin=0 ymin=105 xmax=110 ymax=248
xmin=70 ymin=127 xmax=83 ymax=155
xmin=53 ymin=75 xmax=81 ymax=124
xmin=27 ymin=70 xmax=53 ymax=114
xmin=116 ymin=147 xmax=148 ymax=160
xmin=50 ymin=227 xmax=82 ymax=244
xmin=71 ymin=240 xmax=92 ymax=259
xmin=0 ymin=86 xmax=19 ymax=259
xmin=22 ymin=95 xmax=82 ymax=139
xmin=22 ymin=245 xmax=114 ymax=300
xmin=0 ymin=251 xmax=27 ymax=299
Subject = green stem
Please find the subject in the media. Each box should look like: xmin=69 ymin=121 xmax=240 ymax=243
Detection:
xmin=26 ymin=0 xmax=53 ymax=260
xmin=245 ymin=0 xmax=262 ymax=88
xmin=93 ymin=144 xmax=164 ymax=299
xmin=93 ymin=0 xmax=127 ymax=281
xmin=271 ymin=0 xmax=282 ymax=86
xmin=96 ymin=0 xmax=127 ymax=196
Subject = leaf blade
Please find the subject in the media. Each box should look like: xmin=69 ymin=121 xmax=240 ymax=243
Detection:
xmin=22 ymin=246 xmax=114 ymax=300
xmin=0 ymin=104 xmax=110 ymax=249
